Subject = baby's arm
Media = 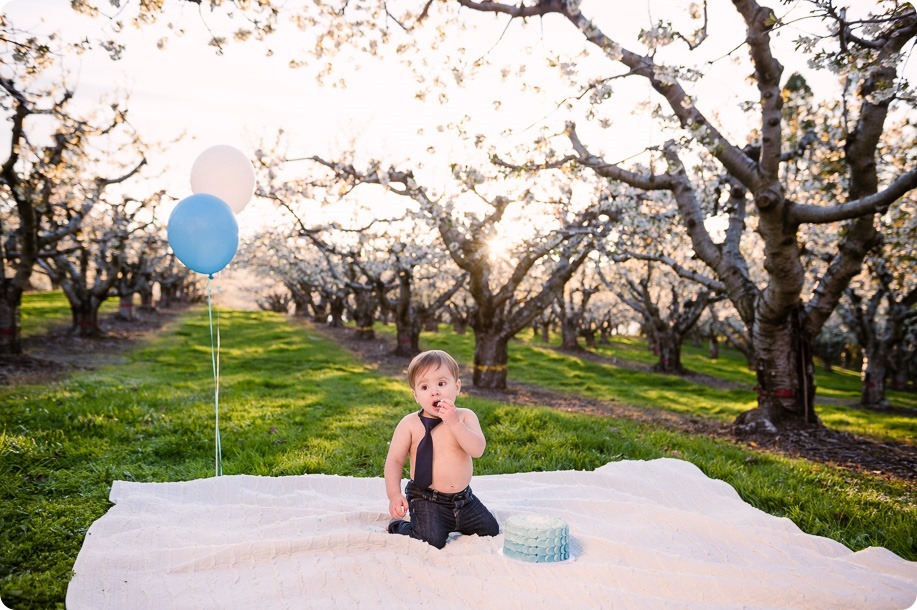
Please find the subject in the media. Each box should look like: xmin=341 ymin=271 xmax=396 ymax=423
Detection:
xmin=384 ymin=418 xmax=412 ymax=518
xmin=438 ymin=401 xmax=486 ymax=458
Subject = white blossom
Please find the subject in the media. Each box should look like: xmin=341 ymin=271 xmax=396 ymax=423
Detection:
xmin=638 ymin=23 xmax=675 ymax=50
xmin=652 ymin=65 xmax=677 ymax=86
xmin=564 ymin=0 xmax=582 ymax=14
xmin=603 ymin=41 xmax=623 ymax=62
xmin=578 ymin=19 xmax=602 ymax=40
xmin=866 ymin=86 xmax=897 ymax=105
xmin=589 ymin=80 xmax=613 ymax=104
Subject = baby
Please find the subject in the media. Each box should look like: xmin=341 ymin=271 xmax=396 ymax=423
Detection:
xmin=384 ymin=349 xmax=499 ymax=549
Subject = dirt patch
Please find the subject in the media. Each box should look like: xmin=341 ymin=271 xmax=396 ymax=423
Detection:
xmin=310 ymin=323 xmax=917 ymax=484
xmin=0 ymin=306 xmax=185 ymax=385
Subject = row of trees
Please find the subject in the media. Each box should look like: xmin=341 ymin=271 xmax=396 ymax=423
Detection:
xmin=230 ymin=0 xmax=916 ymax=433
xmin=242 ymin=187 xmax=915 ymax=408
xmin=0 ymin=22 xmax=204 ymax=350
xmin=6 ymin=1 xmax=915 ymax=436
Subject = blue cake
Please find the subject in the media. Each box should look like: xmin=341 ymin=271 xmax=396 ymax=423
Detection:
xmin=502 ymin=514 xmax=569 ymax=563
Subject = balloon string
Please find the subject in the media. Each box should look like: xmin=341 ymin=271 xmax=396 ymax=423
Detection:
xmin=216 ymin=278 xmax=222 ymax=475
xmin=207 ymin=275 xmax=223 ymax=477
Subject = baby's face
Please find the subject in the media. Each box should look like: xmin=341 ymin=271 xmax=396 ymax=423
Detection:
xmin=411 ymin=364 xmax=461 ymax=418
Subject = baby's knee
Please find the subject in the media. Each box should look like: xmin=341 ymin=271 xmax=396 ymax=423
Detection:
xmin=424 ymin=531 xmax=449 ymax=549
xmin=462 ymin=514 xmax=499 ymax=538
xmin=413 ymin=532 xmax=447 ymax=549
xmin=409 ymin=523 xmax=449 ymax=549
xmin=480 ymin=518 xmax=500 ymax=537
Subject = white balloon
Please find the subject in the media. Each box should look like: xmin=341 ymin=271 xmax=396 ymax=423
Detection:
xmin=190 ymin=145 xmax=256 ymax=214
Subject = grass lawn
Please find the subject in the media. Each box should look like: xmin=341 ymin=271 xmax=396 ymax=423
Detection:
xmin=19 ymin=291 xmax=121 ymax=337
xmin=1 ymin=295 xmax=915 ymax=608
xmin=416 ymin=328 xmax=917 ymax=444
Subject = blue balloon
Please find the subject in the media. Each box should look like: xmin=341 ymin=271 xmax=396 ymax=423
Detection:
xmin=167 ymin=194 xmax=239 ymax=276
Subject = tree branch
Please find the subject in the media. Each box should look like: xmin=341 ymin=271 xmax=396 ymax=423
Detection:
xmin=562 ymin=10 xmax=760 ymax=186
xmin=732 ymin=0 xmax=784 ymax=182
xmin=566 ymin=122 xmax=671 ymax=190
xmin=456 ymin=0 xmax=760 ymax=186
xmin=789 ymin=167 xmax=917 ymax=224
xmin=617 ymin=249 xmax=726 ymax=293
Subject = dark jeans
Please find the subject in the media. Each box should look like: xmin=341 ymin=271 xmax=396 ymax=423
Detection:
xmin=390 ymin=480 xmax=499 ymax=549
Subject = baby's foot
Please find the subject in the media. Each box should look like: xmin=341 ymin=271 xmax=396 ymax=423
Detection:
xmin=387 ymin=518 xmax=409 ymax=534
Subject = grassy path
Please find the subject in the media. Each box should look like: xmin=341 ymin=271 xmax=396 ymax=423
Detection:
xmin=0 ymin=306 xmax=914 ymax=608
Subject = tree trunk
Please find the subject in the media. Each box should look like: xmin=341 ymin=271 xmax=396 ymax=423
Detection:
xmin=735 ymin=310 xmax=818 ymax=434
xmin=354 ymin=323 xmax=375 ymax=340
xmin=889 ymin=345 xmax=910 ymax=391
xmin=840 ymin=347 xmax=851 ymax=370
xmin=0 ymin=282 xmax=23 ymax=355
xmin=292 ymin=297 xmax=310 ymax=317
xmin=353 ymin=290 xmax=376 ymax=340
xmin=860 ymin=348 xmax=890 ymax=409
xmin=328 ymin=299 xmax=345 ymax=327
xmin=472 ymin=331 xmax=509 ymax=389
xmin=71 ymin=301 xmax=103 ymax=338
xmin=886 ymin=303 xmax=914 ymax=391
xmin=159 ymin=281 xmax=181 ymax=308
xmin=652 ymin=331 xmax=685 ymax=374
xmin=599 ymin=323 xmax=611 ymax=345
xmin=353 ymin=308 xmax=375 ymax=340
xmin=391 ymin=325 xmax=418 ymax=355
xmin=647 ymin=332 xmax=659 ymax=355
xmin=138 ymin=288 xmax=155 ymax=312
xmin=393 ymin=329 xmax=420 ymax=357
xmin=390 ymin=280 xmax=419 ymax=357
xmin=117 ymin=295 xmax=136 ymax=321
xmin=540 ymin=322 xmax=551 ymax=343
xmin=708 ymin=333 xmax=719 ymax=360
xmin=560 ymin=314 xmax=580 ymax=351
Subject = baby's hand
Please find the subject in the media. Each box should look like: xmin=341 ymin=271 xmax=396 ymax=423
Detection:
xmin=437 ymin=398 xmax=460 ymax=424
xmin=389 ymin=495 xmax=409 ymax=519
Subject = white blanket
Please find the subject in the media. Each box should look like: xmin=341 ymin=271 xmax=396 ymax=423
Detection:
xmin=66 ymin=459 xmax=916 ymax=609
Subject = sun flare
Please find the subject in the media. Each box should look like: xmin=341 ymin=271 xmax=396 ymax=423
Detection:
xmin=486 ymin=234 xmax=515 ymax=260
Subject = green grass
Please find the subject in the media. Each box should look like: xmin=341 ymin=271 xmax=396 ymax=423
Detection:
xmin=519 ymin=331 xmax=917 ymax=408
xmin=20 ymin=290 xmax=122 ymax=337
xmin=1 ymin=299 xmax=915 ymax=608
xmin=415 ymin=327 xmax=917 ymax=444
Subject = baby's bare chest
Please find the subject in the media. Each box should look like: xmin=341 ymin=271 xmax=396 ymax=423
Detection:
xmin=412 ymin=423 xmax=462 ymax=452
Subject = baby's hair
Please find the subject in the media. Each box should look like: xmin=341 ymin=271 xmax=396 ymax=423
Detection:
xmin=407 ymin=350 xmax=460 ymax=388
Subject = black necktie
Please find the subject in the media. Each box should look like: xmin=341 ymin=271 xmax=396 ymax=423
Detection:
xmin=414 ymin=410 xmax=442 ymax=489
